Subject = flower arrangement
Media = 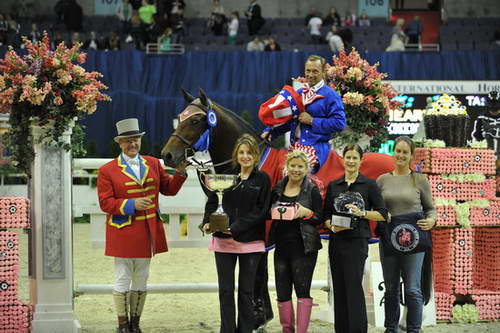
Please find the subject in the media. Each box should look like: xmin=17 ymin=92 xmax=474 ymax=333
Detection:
xmin=0 ymin=33 xmax=110 ymax=175
xmin=326 ymin=49 xmax=401 ymax=151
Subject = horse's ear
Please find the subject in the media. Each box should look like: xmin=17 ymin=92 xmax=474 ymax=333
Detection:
xmin=181 ymin=88 xmax=195 ymax=104
xmin=199 ymin=88 xmax=209 ymax=107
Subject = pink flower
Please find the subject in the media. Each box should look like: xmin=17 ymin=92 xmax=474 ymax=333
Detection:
xmin=54 ymin=96 xmax=63 ymax=105
xmin=77 ymin=53 xmax=87 ymax=64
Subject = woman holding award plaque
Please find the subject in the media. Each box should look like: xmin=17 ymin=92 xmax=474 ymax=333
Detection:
xmin=376 ymin=136 xmax=436 ymax=333
xmin=323 ymin=143 xmax=387 ymax=333
xmin=269 ymin=150 xmax=323 ymax=333
xmin=201 ymin=134 xmax=271 ymax=333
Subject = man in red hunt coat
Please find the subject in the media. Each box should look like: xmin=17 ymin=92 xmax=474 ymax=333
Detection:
xmin=97 ymin=118 xmax=188 ymax=333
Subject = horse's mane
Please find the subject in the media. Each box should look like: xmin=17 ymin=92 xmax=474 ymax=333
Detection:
xmin=213 ymin=102 xmax=261 ymax=140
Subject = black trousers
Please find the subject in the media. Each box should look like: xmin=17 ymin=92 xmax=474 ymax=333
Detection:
xmin=215 ymin=251 xmax=262 ymax=333
xmin=274 ymin=245 xmax=318 ymax=301
xmin=329 ymin=237 xmax=368 ymax=333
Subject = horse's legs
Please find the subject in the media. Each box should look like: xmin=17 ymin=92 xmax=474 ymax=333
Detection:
xmin=253 ymin=252 xmax=273 ymax=330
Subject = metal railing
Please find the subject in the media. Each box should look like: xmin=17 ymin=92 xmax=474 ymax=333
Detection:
xmin=146 ymin=43 xmax=185 ymax=55
xmin=405 ymin=43 xmax=440 ymax=51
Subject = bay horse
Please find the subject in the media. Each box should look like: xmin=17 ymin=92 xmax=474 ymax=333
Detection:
xmin=161 ymin=88 xmax=396 ymax=331
xmin=161 ymin=88 xmax=395 ymax=188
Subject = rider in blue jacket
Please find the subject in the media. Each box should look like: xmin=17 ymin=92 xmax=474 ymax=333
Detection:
xmin=262 ymin=55 xmax=346 ymax=172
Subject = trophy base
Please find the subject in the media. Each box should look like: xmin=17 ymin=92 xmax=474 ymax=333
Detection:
xmin=209 ymin=214 xmax=229 ymax=232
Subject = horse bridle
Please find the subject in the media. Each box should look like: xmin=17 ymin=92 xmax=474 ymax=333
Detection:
xmin=171 ymin=102 xmax=210 ymax=152
xmin=172 ymin=101 xmax=270 ymax=169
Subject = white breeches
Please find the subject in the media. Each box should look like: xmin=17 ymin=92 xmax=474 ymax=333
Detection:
xmin=114 ymin=257 xmax=151 ymax=293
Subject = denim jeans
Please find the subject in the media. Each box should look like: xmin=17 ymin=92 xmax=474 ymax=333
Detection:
xmin=379 ymin=246 xmax=425 ymax=333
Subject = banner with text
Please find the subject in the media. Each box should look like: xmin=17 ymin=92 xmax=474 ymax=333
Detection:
xmin=385 ymin=80 xmax=500 ymax=95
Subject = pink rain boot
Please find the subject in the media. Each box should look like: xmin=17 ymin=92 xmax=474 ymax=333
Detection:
xmin=296 ymin=298 xmax=315 ymax=333
xmin=277 ymin=300 xmax=295 ymax=333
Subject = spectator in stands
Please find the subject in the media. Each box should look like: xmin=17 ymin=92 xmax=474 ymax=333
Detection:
xmin=337 ymin=27 xmax=353 ymax=50
xmin=84 ymin=31 xmax=102 ymax=50
xmin=6 ymin=14 xmax=19 ymax=34
xmin=342 ymin=11 xmax=355 ymax=27
xmin=104 ymin=31 xmax=121 ymax=51
xmin=116 ymin=0 xmax=133 ymax=43
xmin=69 ymin=31 xmax=81 ymax=48
xmin=323 ymin=7 xmax=341 ymax=27
xmin=227 ymin=11 xmax=239 ymax=45
xmin=54 ymin=0 xmax=66 ymax=24
xmin=208 ymin=0 xmax=226 ymax=36
xmin=52 ymin=31 xmax=65 ymax=49
xmin=307 ymin=11 xmax=323 ymax=44
xmin=386 ymin=18 xmax=407 ymax=51
xmin=406 ymin=16 xmax=422 ymax=46
xmin=139 ymin=0 xmax=157 ymax=45
xmin=158 ymin=27 xmax=172 ymax=51
xmin=64 ymin=0 xmax=83 ymax=32
xmin=304 ymin=7 xmax=317 ymax=26
xmin=130 ymin=10 xmax=143 ymax=49
xmin=29 ymin=23 xmax=41 ymax=43
xmin=16 ymin=0 xmax=35 ymax=19
xmin=163 ymin=0 xmax=185 ymax=19
xmin=264 ymin=36 xmax=281 ymax=52
xmin=246 ymin=0 xmax=265 ymax=36
xmin=131 ymin=0 xmax=142 ymax=10
xmin=247 ymin=35 xmax=264 ymax=51
xmin=358 ymin=12 xmax=371 ymax=26
xmin=326 ymin=25 xmax=344 ymax=52
xmin=148 ymin=13 xmax=168 ymax=44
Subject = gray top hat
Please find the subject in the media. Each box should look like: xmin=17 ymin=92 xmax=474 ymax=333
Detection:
xmin=114 ymin=118 xmax=146 ymax=142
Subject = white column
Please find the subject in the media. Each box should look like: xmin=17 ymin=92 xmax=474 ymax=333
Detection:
xmin=29 ymin=123 xmax=81 ymax=333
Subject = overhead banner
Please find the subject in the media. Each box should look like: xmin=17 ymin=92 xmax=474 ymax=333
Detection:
xmin=385 ymin=80 xmax=500 ymax=95
xmin=95 ymin=0 xmax=121 ymax=15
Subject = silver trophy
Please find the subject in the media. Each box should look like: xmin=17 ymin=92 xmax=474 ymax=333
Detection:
xmin=201 ymin=173 xmax=240 ymax=232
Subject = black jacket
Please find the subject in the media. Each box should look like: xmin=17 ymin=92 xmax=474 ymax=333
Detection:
xmin=270 ymin=176 xmax=323 ymax=254
xmin=324 ymin=173 xmax=388 ymax=239
xmin=202 ymin=167 xmax=271 ymax=243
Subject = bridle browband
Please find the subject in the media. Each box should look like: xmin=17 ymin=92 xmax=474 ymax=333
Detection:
xmin=171 ymin=102 xmax=209 ymax=150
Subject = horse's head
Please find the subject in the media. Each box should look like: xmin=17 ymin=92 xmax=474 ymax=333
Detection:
xmin=161 ymin=88 xmax=211 ymax=168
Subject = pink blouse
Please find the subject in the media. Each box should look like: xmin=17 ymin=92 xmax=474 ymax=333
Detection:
xmin=208 ymin=237 xmax=265 ymax=254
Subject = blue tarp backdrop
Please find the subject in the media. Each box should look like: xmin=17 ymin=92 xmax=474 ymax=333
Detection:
xmin=3 ymin=49 xmax=499 ymax=155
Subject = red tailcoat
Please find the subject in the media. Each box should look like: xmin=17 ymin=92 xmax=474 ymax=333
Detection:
xmin=97 ymin=155 xmax=186 ymax=258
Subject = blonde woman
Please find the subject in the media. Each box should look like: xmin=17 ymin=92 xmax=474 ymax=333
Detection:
xmin=386 ymin=18 xmax=408 ymax=51
xmin=202 ymin=133 xmax=271 ymax=333
xmin=269 ymin=150 xmax=323 ymax=333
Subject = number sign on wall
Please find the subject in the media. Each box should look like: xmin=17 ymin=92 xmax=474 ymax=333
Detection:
xmin=358 ymin=0 xmax=389 ymax=18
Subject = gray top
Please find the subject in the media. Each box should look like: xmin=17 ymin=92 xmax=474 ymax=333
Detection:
xmin=376 ymin=172 xmax=436 ymax=220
